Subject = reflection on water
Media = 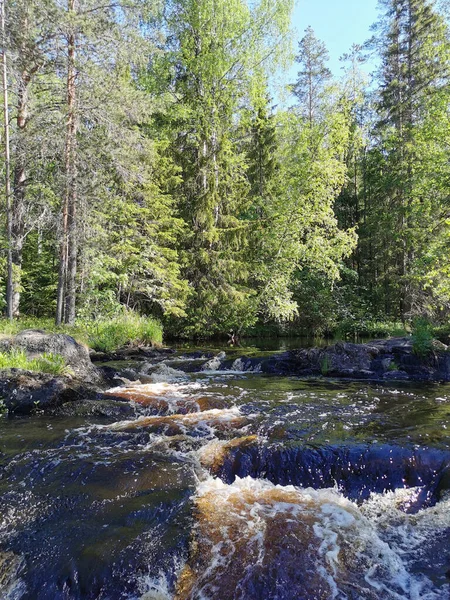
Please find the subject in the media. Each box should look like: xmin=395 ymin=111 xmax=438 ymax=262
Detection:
xmin=0 ymin=346 xmax=450 ymax=599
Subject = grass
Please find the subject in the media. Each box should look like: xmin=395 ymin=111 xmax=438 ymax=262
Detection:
xmin=320 ymin=354 xmax=330 ymax=376
xmin=0 ymin=349 xmax=72 ymax=376
xmin=0 ymin=312 xmax=163 ymax=353
xmin=83 ymin=314 xmax=163 ymax=352
xmin=335 ymin=319 xmax=409 ymax=339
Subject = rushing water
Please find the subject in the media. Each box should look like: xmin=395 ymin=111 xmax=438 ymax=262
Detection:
xmin=1 ymin=346 xmax=450 ymax=600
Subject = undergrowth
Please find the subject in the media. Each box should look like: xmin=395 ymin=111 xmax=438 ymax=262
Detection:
xmin=0 ymin=349 xmax=71 ymax=375
xmin=0 ymin=312 xmax=163 ymax=353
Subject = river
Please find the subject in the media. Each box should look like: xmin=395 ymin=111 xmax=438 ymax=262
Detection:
xmin=1 ymin=343 xmax=450 ymax=599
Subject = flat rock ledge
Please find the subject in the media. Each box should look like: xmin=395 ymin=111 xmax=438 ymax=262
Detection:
xmin=221 ymin=337 xmax=450 ymax=382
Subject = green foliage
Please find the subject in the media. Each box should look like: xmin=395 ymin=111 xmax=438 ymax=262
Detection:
xmin=387 ymin=360 xmax=399 ymax=372
xmin=0 ymin=349 xmax=71 ymax=375
xmin=3 ymin=0 xmax=450 ymax=340
xmin=335 ymin=319 xmax=408 ymax=339
xmin=0 ymin=313 xmax=163 ymax=352
xmin=412 ymin=318 xmax=434 ymax=357
xmin=83 ymin=314 xmax=163 ymax=352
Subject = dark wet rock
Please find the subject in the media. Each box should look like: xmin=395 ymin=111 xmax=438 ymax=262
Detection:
xmin=90 ymin=345 xmax=175 ymax=362
xmin=382 ymin=370 xmax=410 ymax=380
xmin=0 ymin=370 xmax=99 ymax=415
xmin=179 ymin=350 xmax=214 ymax=360
xmin=51 ymin=398 xmax=136 ymax=418
xmin=217 ymin=442 xmax=450 ymax=509
xmin=0 ymin=329 xmax=100 ymax=382
xmin=95 ymin=365 xmax=127 ymax=387
xmin=118 ymin=367 xmax=141 ymax=381
xmin=213 ymin=337 xmax=450 ymax=382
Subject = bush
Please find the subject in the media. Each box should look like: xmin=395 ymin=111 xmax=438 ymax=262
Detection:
xmin=412 ymin=318 xmax=434 ymax=357
xmin=0 ymin=349 xmax=71 ymax=375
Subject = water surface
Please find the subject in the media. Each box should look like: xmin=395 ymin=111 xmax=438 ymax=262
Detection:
xmin=1 ymin=346 xmax=449 ymax=599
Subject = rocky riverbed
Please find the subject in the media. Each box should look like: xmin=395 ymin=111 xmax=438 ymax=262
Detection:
xmin=1 ymin=332 xmax=450 ymax=415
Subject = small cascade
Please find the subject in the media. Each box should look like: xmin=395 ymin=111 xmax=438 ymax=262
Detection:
xmin=201 ymin=351 xmax=226 ymax=371
xmin=149 ymin=364 xmax=188 ymax=382
xmin=229 ymin=357 xmax=261 ymax=373
xmin=214 ymin=442 xmax=450 ymax=507
xmin=174 ymin=477 xmax=449 ymax=600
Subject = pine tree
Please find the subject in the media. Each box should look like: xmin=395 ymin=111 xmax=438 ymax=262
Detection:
xmin=292 ymin=26 xmax=332 ymax=126
xmin=161 ymin=0 xmax=293 ymax=336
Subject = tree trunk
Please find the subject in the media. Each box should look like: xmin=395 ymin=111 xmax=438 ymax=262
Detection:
xmin=56 ymin=0 xmax=78 ymax=325
xmin=11 ymin=69 xmax=29 ymax=317
xmin=1 ymin=0 xmax=13 ymax=320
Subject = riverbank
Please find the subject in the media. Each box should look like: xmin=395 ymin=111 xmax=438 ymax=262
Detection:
xmin=1 ymin=330 xmax=450 ymax=416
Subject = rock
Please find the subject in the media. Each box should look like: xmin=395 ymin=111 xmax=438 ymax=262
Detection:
xmin=0 ymin=550 xmax=24 ymax=597
xmin=382 ymin=369 xmax=410 ymax=380
xmin=227 ymin=337 xmax=450 ymax=382
xmin=89 ymin=345 xmax=175 ymax=363
xmin=0 ymin=329 xmax=100 ymax=382
xmin=51 ymin=398 xmax=136 ymax=418
xmin=0 ymin=370 xmax=98 ymax=415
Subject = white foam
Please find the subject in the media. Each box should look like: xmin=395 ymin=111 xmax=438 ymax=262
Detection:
xmin=191 ymin=477 xmax=449 ymax=600
xmin=201 ymin=352 xmax=226 ymax=371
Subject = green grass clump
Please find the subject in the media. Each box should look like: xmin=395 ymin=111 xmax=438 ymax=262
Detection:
xmin=320 ymin=354 xmax=330 ymax=375
xmin=0 ymin=312 xmax=163 ymax=353
xmin=82 ymin=314 xmax=163 ymax=352
xmin=0 ymin=349 xmax=71 ymax=375
xmin=335 ymin=319 xmax=408 ymax=339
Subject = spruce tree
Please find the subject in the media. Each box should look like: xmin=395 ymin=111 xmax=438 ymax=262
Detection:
xmin=368 ymin=0 xmax=450 ymax=319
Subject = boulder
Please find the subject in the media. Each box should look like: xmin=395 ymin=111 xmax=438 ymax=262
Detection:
xmin=0 ymin=370 xmax=98 ymax=415
xmin=0 ymin=329 xmax=100 ymax=382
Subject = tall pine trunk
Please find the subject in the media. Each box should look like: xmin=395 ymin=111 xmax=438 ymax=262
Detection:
xmin=56 ymin=0 xmax=78 ymax=325
xmin=11 ymin=68 xmax=30 ymax=317
xmin=1 ymin=0 xmax=13 ymax=320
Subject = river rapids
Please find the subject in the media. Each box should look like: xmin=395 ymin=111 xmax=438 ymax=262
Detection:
xmin=1 ymin=346 xmax=450 ymax=599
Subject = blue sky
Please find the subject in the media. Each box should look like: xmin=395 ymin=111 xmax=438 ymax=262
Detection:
xmin=291 ymin=0 xmax=380 ymax=75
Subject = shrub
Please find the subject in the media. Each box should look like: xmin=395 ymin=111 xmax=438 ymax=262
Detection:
xmin=412 ymin=318 xmax=434 ymax=357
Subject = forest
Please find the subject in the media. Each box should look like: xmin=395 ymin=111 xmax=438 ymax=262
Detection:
xmin=1 ymin=0 xmax=450 ymax=341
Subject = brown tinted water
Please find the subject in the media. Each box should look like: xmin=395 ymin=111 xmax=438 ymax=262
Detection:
xmin=1 ymin=345 xmax=450 ymax=599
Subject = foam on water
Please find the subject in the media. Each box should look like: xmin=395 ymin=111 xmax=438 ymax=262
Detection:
xmin=175 ymin=476 xmax=449 ymax=600
xmin=201 ymin=352 xmax=226 ymax=371
xmin=138 ymin=573 xmax=173 ymax=600
xmin=108 ymin=407 xmax=247 ymax=434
